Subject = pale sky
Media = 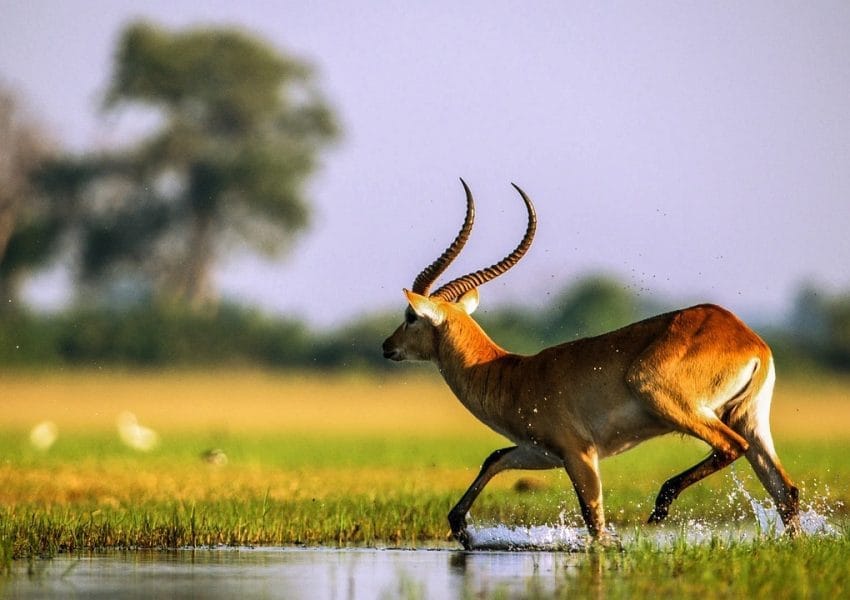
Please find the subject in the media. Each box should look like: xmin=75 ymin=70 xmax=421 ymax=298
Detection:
xmin=2 ymin=1 xmax=849 ymax=326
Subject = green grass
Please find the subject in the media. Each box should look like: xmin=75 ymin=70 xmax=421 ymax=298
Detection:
xmin=536 ymin=533 xmax=850 ymax=598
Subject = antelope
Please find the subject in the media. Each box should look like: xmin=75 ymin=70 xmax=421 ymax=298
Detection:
xmin=382 ymin=180 xmax=801 ymax=548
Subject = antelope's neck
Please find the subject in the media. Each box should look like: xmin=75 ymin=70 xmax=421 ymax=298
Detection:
xmin=435 ymin=318 xmax=515 ymax=424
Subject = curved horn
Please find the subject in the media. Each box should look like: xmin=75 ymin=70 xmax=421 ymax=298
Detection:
xmin=411 ymin=178 xmax=475 ymax=295
xmin=431 ymin=183 xmax=536 ymax=302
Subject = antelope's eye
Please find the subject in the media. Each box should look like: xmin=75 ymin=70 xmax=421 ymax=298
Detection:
xmin=405 ymin=308 xmax=417 ymax=324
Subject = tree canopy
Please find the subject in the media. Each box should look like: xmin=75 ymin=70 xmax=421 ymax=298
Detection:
xmin=41 ymin=21 xmax=339 ymax=308
xmin=0 ymin=85 xmax=59 ymax=306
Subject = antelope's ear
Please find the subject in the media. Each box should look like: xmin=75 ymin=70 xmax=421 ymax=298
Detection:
xmin=403 ymin=289 xmax=445 ymax=325
xmin=456 ymin=288 xmax=479 ymax=315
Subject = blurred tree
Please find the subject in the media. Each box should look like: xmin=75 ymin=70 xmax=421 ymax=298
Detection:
xmin=826 ymin=294 xmax=850 ymax=369
xmin=544 ymin=275 xmax=643 ymax=343
xmin=0 ymin=86 xmax=60 ymax=306
xmin=477 ymin=306 xmax=546 ymax=355
xmin=315 ymin=311 xmax=403 ymax=370
xmin=48 ymin=21 xmax=338 ymax=308
xmin=789 ymin=284 xmax=830 ymax=348
xmin=787 ymin=283 xmax=850 ymax=371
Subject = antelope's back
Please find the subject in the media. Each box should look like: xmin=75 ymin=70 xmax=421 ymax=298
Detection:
xmin=516 ymin=304 xmax=771 ymax=430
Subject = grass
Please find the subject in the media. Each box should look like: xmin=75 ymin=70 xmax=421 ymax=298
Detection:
xmin=1 ymin=368 xmax=849 ymax=595
xmin=540 ymin=533 xmax=850 ymax=598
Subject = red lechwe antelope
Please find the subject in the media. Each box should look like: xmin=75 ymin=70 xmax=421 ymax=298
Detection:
xmin=382 ymin=180 xmax=801 ymax=548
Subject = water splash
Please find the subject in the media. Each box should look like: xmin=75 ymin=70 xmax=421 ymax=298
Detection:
xmin=729 ymin=467 xmax=838 ymax=537
xmin=465 ymin=510 xmax=594 ymax=551
xmin=466 ymin=522 xmax=587 ymax=551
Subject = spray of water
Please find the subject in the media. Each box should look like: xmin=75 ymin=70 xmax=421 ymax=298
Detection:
xmin=466 ymin=510 xmax=590 ymax=551
xmin=464 ymin=467 xmax=839 ymax=551
xmin=728 ymin=466 xmax=838 ymax=537
xmin=466 ymin=522 xmax=587 ymax=552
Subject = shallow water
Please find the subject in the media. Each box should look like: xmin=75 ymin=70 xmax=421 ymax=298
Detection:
xmin=3 ymin=547 xmax=587 ymax=599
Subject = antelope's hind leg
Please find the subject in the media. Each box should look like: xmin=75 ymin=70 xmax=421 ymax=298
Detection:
xmin=449 ymin=445 xmax=558 ymax=549
xmin=629 ymin=366 xmax=751 ymax=524
xmin=729 ymin=360 xmax=800 ymax=534
xmin=644 ymin=411 xmax=751 ymax=524
xmin=734 ymin=373 xmax=801 ymax=534
xmin=647 ymin=449 xmax=740 ymax=524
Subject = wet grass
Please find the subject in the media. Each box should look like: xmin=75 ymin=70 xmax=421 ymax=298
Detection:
xmin=533 ymin=532 xmax=850 ymax=598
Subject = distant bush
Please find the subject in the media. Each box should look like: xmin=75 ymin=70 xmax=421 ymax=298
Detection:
xmin=1 ymin=304 xmax=313 ymax=369
xmin=313 ymin=311 xmax=400 ymax=370
xmin=2 ymin=275 xmax=849 ymax=374
xmin=0 ymin=311 xmax=64 ymax=366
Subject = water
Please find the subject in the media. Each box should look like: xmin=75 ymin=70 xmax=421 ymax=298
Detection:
xmin=2 ymin=547 xmax=585 ymax=599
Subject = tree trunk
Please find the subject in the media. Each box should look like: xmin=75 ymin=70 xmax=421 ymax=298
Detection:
xmin=0 ymin=93 xmax=16 ymax=265
xmin=177 ymin=212 xmax=217 ymax=311
xmin=0 ymin=198 xmax=16 ymax=266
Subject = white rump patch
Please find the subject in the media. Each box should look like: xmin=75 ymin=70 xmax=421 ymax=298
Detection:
xmin=705 ymin=357 xmax=759 ymax=413
xmin=751 ymin=357 xmax=778 ymax=457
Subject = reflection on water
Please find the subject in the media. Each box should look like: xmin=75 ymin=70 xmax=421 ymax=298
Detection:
xmin=2 ymin=547 xmax=587 ymax=599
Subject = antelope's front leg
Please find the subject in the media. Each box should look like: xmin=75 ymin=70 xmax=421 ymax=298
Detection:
xmin=563 ymin=447 xmax=614 ymax=546
xmin=449 ymin=445 xmax=558 ymax=549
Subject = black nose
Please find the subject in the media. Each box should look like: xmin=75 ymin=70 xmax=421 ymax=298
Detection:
xmin=382 ymin=338 xmax=401 ymax=361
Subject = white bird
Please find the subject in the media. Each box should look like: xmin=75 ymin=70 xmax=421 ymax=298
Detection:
xmin=117 ymin=411 xmax=159 ymax=451
xmin=29 ymin=421 xmax=58 ymax=451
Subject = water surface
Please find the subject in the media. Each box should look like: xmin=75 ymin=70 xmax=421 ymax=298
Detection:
xmin=4 ymin=547 xmax=585 ymax=599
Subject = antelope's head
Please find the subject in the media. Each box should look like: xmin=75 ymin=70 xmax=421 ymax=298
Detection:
xmin=382 ymin=179 xmax=536 ymax=363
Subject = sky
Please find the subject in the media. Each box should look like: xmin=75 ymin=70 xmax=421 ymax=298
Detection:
xmin=2 ymin=1 xmax=849 ymax=327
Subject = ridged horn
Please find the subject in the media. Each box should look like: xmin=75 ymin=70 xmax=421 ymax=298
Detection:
xmin=431 ymin=183 xmax=536 ymax=302
xmin=411 ymin=178 xmax=475 ymax=296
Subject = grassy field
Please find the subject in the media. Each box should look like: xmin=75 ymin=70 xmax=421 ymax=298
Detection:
xmin=1 ymin=369 xmax=849 ymax=594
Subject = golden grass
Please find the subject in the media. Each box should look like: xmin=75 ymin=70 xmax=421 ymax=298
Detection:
xmin=772 ymin=374 xmax=850 ymax=439
xmin=0 ymin=462 xmax=494 ymax=507
xmin=1 ymin=368 xmax=848 ymax=439
xmin=0 ymin=370 xmax=484 ymax=436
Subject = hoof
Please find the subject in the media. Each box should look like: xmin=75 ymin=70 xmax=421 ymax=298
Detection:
xmin=784 ymin=516 xmax=803 ymax=538
xmin=453 ymin=528 xmax=472 ymax=550
xmin=448 ymin=511 xmax=471 ymax=549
